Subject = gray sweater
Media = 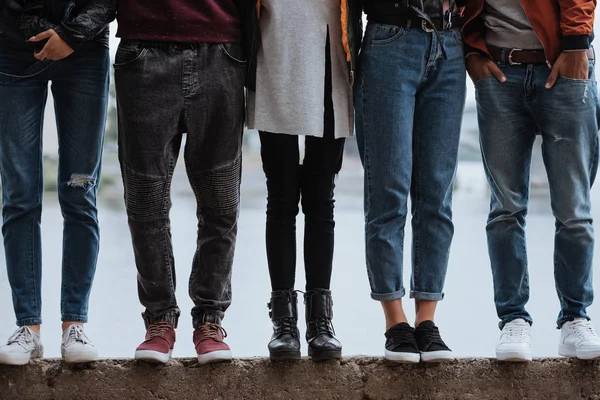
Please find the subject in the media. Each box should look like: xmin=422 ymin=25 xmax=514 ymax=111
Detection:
xmin=481 ymin=0 xmax=543 ymax=50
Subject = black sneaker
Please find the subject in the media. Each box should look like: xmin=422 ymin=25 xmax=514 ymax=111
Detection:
xmin=415 ymin=320 xmax=453 ymax=363
xmin=384 ymin=323 xmax=420 ymax=363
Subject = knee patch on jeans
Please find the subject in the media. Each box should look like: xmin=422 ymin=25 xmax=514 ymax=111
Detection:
xmin=122 ymin=166 xmax=166 ymax=220
xmin=192 ymin=156 xmax=241 ymax=215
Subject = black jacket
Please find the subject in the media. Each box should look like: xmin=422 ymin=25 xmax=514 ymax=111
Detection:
xmin=0 ymin=0 xmax=117 ymax=49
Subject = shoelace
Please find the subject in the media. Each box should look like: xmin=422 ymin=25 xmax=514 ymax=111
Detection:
xmin=198 ymin=323 xmax=227 ymax=341
xmin=309 ymin=317 xmax=336 ymax=337
xmin=502 ymin=326 xmax=530 ymax=342
xmin=418 ymin=326 xmax=446 ymax=345
xmin=148 ymin=322 xmax=173 ymax=340
xmin=7 ymin=327 xmax=33 ymax=347
xmin=67 ymin=325 xmax=90 ymax=345
xmin=276 ymin=317 xmax=299 ymax=338
xmin=388 ymin=326 xmax=416 ymax=345
xmin=570 ymin=320 xmax=598 ymax=341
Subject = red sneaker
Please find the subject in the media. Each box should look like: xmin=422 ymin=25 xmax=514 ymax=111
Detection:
xmin=134 ymin=322 xmax=175 ymax=364
xmin=194 ymin=323 xmax=232 ymax=364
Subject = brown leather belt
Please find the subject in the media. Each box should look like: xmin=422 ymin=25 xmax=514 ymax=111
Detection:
xmin=489 ymin=47 xmax=595 ymax=65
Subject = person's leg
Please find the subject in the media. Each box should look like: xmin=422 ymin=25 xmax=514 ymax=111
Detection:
xmin=531 ymin=63 xmax=600 ymax=359
xmin=259 ymin=132 xmax=302 ymax=360
xmin=407 ymin=28 xmax=465 ymax=362
xmin=410 ymin=29 xmax=465 ymax=327
xmin=115 ymin=41 xmax=184 ymax=363
xmin=0 ymin=50 xmax=48 ymax=365
xmin=259 ymin=132 xmax=301 ymax=290
xmin=50 ymin=46 xmax=110 ymax=363
xmin=301 ymin=29 xmax=346 ymax=361
xmin=183 ymin=42 xmax=245 ymax=364
xmin=476 ymin=64 xmax=537 ymax=361
xmin=355 ymin=22 xmax=422 ymax=362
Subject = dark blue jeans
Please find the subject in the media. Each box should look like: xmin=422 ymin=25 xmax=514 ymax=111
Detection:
xmin=476 ymin=62 xmax=600 ymax=329
xmin=354 ymin=23 xmax=466 ymax=302
xmin=0 ymin=46 xmax=109 ymax=326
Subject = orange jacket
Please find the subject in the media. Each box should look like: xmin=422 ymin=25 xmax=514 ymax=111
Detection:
xmin=462 ymin=0 xmax=596 ymax=65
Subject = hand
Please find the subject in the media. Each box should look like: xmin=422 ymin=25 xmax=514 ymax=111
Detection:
xmin=29 ymin=29 xmax=74 ymax=61
xmin=466 ymin=54 xmax=507 ymax=83
xmin=545 ymin=50 xmax=588 ymax=88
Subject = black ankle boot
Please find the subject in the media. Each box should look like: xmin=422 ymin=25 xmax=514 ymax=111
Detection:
xmin=304 ymin=289 xmax=342 ymax=361
xmin=267 ymin=290 xmax=301 ymax=360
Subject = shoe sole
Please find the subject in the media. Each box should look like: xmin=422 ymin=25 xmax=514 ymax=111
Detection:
xmin=0 ymin=349 xmax=43 ymax=366
xmin=496 ymin=350 xmax=532 ymax=362
xmin=135 ymin=349 xmax=172 ymax=364
xmin=559 ymin=344 xmax=600 ymax=360
xmin=269 ymin=350 xmax=301 ymax=361
xmin=421 ymin=350 xmax=454 ymax=363
xmin=308 ymin=348 xmax=341 ymax=362
xmin=384 ymin=349 xmax=421 ymax=364
xmin=62 ymin=349 xmax=99 ymax=364
xmin=197 ymin=349 xmax=232 ymax=365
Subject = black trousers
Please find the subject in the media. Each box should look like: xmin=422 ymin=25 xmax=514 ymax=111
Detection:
xmin=259 ymin=27 xmax=345 ymax=291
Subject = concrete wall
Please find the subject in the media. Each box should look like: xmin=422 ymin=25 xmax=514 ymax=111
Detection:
xmin=1 ymin=358 xmax=599 ymax=400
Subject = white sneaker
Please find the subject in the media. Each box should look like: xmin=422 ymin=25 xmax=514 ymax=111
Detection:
xmin=495 ymin=318 xmax=533 ymax=362
xmin=0 ymin=326 xmax=43 ymax=365
xmin=61 ymin=325 xmax=98 ymax=363
xmin=558 ymin=319 xmax=600 ymax=360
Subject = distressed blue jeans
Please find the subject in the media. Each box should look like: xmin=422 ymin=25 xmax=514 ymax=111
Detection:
xmin=476 ymin=61 xmax=599 ymax=329
xmin=355 ymin=23 xmax=466 ymax=302
xmin=0 ymin=45 xmax=109 ymax=326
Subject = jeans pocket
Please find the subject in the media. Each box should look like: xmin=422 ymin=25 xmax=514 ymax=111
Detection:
xmin=113 ymin=43 xmax=149 ymax=70
xmin=452 ymin=28 xmax=463 ymax=46
xmin=218 ymin=43 xmax=248 ymax=66
xmin=370 ymin=24 xmax=406 ymax=45
xmin=473 ymin=74 xmax=495 ymax=86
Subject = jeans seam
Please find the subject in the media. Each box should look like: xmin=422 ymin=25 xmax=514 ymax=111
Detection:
xmin=162 ymin=148 xmax=177 ymax=307
xmin=360 ymin=46 xmax=376 ymax=292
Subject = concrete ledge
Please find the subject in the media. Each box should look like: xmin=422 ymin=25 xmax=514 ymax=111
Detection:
xmin=1 ymin=358 xmax=600 ymax=399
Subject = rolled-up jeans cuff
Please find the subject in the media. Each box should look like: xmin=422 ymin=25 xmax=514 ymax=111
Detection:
xmin=410 ymin=290 xmax=444 ymax=301
xmin=371 ymin=288 xmax=405 ymax=302
xmin=192 ymin=311 xmax=224 ymax=328
xmin=17 ymin=317 xmax=42 ymax=327
xmin=143 ymin=310 xmax=180 ymax=329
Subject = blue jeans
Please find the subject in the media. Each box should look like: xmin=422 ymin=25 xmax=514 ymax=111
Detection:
xmin=0 ymin=46 xmax=109 ymax=326
xmin=476 ymin=62 xmax=599 ymax=329
xmin=355 ymin=23 xmax=466 ymax=302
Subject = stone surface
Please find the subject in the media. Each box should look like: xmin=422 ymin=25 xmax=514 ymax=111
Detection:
xmin=1 ymin=358 xmax=599 ymax=400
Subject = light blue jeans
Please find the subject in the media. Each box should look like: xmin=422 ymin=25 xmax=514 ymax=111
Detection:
xmin=476 ymin=61 xmax=599 ymax=329
xmin=354 ymin=22 xmax=466 ymax=302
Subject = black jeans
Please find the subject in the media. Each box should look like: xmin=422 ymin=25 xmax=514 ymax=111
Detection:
xmin=115 ymin=41 xmax=246 ymax=328
xmin=259 ymin=27 xmax=345 ymax=291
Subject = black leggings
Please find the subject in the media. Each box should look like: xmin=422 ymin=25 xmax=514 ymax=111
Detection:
xmin=259 ymin=26 xmax=345 ymax=291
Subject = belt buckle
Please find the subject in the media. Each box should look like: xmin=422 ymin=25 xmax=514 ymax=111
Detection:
xmin=421 ymin=20 xmax=434 ymax=33
xmin=508 ymin=48 xmax=522 ymax=66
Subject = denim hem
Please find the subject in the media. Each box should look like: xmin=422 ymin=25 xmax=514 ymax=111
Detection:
xmin=192 ymin=311 xmax=224 ymax=328
xmin=16 ymin=318 xmax=42 ymax=327
xmin=61 ymin=314 xmax=88 ymax=323
xmin=556 ymin=316 xmax=590 ymax=329
xmin=409 ymin=290 xmax=444 ymax=301
xmin=370 ymin=289 xmax=405 ymax=302
xmin=143 ymin=311 xmax=180 ymax=329
xmin=499 ymin=316 xmax=533 ymax=330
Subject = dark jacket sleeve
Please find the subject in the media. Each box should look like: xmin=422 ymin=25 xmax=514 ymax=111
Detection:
xmin=54 ymin=0 xmax=117 ymax=50
xmin=0 ymin=0 xmax=57 ymax=40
